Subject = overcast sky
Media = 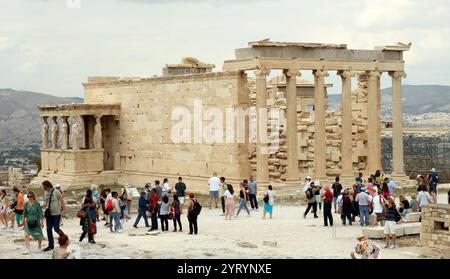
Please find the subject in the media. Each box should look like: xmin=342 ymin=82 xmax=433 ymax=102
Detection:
xmin=0 ymin=0 xmax=449 ymax=97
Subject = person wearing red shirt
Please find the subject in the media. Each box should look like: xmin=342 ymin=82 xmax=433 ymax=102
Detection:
xmin=367 ymin=178 xmax=377 ymax=197
xmin=148 ymin=190 xmax=159 ymax=231
xmin=322 ymin=185 xmax=334 ymax=226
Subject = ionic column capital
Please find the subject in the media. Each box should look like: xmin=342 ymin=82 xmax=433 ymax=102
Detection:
xmin=254 ymin=68 xmax=270 ymax=78
xmin=389 ymin=71 xmax=407 ymax=79
xmin=366 ymin=70 xmax=381 ymax=79
xmin=283 ymin=68 xmax=300 ymax=78
xmin=337 ymin=70 xmax=355 ymax=79
xmin=313 ymin=69 xmax=329 ymax=78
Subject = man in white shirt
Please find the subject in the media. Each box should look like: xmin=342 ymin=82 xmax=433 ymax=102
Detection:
xmin=417 ymin=188 xmax=431 ymax=209
xmin=303 ymin=176 xmax=312 ymax=192
xmin=356 ymin=189 xmax=373 ymax=226
xmin=208 ymin=173 xmax=220 ymax=209
xmin=371 ymin=191 xmax=384 ymax=227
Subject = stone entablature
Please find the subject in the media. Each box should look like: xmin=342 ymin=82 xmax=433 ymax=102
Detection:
xmin=421 ymin=204 xmax=450 ymax=258
xmin=163 ymin=57 xmax=215 ymax=76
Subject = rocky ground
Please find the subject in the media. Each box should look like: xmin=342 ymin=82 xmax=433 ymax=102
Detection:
xmin=1 ymin=191 xmax=447 ymax=259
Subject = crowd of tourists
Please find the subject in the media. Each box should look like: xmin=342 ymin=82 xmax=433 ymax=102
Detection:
xmin=0 ymin=167 xmax=447 ymax=259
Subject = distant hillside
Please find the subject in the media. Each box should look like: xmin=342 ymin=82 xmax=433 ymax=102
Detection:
xmin=328 ymin=84 xmax=450 ymax=115
xmin=0 ymin=89 xmax=82 ymax=149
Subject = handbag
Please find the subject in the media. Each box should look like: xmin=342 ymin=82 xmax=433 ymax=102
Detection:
xmin=76 ymin=209 xmax=87 ymax=219
xmin=44 ymin=190 xmax=54 ymax=219
xmin=27 ymin=219 xmax=38 ymax=229
xmin=89 ymin=223 xmax=96 ymax=234
xmin=168 ymin=207 xmax=175 ymax=220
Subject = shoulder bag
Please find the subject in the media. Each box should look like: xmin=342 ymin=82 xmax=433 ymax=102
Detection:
xmin=44 ymin=190 xmax=54 ymax=219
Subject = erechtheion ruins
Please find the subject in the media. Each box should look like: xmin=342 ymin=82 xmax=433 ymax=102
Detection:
xmin=34 ymin=40 xmax=412 ymax=192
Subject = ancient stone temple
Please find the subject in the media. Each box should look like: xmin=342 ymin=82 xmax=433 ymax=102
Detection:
xmin=34 ymin=40 xmax=411 ymax=191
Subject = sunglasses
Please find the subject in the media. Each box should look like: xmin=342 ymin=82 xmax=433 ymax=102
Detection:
xmin=28 ymin=195 xmax=34 ymax=198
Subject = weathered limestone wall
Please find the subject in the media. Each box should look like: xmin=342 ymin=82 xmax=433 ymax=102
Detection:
xmin=421 ymin=204 xmax=450 ymax=258
xmin=0 ymin=171 xmax=8 ymax=186
xmin=248 ymin=74 xmax=369 ymax=183
xmin=83 ymin=72 xmax=250 ymax=190
xmin=7 ymin=167 xmax=33 ymax=188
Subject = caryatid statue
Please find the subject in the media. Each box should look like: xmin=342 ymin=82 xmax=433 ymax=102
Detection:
xmin=50 ymin=116 xmax=58 ymax=149
xmin=42 ymin=117 xmax=49 ymax=149
xmin=61 ymin=116 xmax=69 ymax=150
xmin=71 ymin=122 xmax=80 ymax=150
xmin=94 ymin=115 xmax=103 ymax=149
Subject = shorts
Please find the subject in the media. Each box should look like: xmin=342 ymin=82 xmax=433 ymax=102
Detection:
xmin=210 ymin=191 xmax=219 ymax=198
xmin=384 ymin=220 xmax=396 ymax=235
xmin=375 ymin=213 xmax=384 ymax=221
xmin=430 ymin=183 xmax=437 ymax=193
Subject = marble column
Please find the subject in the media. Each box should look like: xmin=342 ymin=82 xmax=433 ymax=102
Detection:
xmin=50 ymin=116 xmax=58 ymax=149
xmin=284 ymin=68 xmax=301 ymax=184
xmin=313 ymin=69 xmax=329 ymax=180
xmin=338 ymin=70 xmax=355 ymax=179
xmin=254 ymin=68 xmax=270 ymax=186
xmin=94 ymin=115 xmax=103 ymax=149
xmin=41 ymin=116 xmax=49 ymax=149
xmin=389 ymin=71 xmax=407 ymax=176
xmin=366 ymin=70 xmax=382 ymax=173
xmin=61 ymin=116 xmax=69 ymax=150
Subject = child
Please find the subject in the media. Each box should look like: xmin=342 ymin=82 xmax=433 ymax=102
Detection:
xmin=341 ymin=190 xmax=353 ymax=226
xmin=409 ymin=193 xmax=420 ymax=212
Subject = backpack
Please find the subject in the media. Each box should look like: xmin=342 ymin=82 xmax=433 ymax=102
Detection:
xmin=192 ymin=199 xmax=202 ymax=216
xmin=305 ymin=188 xmax=313 ymax=199
xmin=106 ymin=199 xmax=113 ymax=212
xmin=263 ymin=194 xmax=269 ymax=204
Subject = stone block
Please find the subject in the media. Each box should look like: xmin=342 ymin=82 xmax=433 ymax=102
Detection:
xmin=402 ymin=222 xmax=421 ymax=235
xmin=405 ymin=212 xmax=421 ymax=222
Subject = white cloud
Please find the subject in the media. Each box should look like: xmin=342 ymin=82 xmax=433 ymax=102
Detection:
xmin=0 ymin=0 xmax=449 ymax=97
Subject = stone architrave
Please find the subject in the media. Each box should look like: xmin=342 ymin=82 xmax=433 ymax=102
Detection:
xmin=50 ymin=116 xmax=58 ymax=149
xmin=41 ymin=116 xmax=49 ymax=149
xmin=366 ymin=70 xmax=382 ymax=173
xmin=338 ymin=70 xmax=355 ymax=180
xmin=71 ymin=122 xmax=81 ymax=150
xmin=254 ymin=68 xmax=270 ymax=186
xmin=284 ymin=68 xmax=301 ymax=184
xmin=61 ymin=116 xmax=69 ymax=150
xmin=94 ymin=115 xmax=103 ymax=149
xmin=313 ymin=69 xmax=329 ymax=180
xmin=389 ymin=71 xmax=407 ymax=176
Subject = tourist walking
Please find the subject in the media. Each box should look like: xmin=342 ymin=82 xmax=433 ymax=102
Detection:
xmin=208 ymin=173 xmax=220 ymax=209
xmin=236 ymin=183 xmax=250 ymax=217
xmin=21 ymin=191 xmax=45 ymax=254
xmin=383 ymin=196 xmax=399 ymax=249
xmin=159 ymin=195 xmax=170 ymax=232
xmin=322 ymin=185 xmax=333 ymax=226
xmin=154 ymin=180 xmax=163 ymax=201
xmin=304 ymin=181 xmax=319 ymax=219
xmin=12 ymin=187 xmax=25 ymax=228
xmin=172 ymin=194 xmax=182 ymax=232
xmin=175 ymin=177 xmax=187 ymax=205
xmin=315 ymin=181 xmax=323 ymax=212
xmin=356 ymin=188 xmax=372 ymax=226
xmin=187 ymin=192 xmax=199 ymax=235
xmin=371 ymin=190 xmax=384 ymax=227
xmin=262 ymin=185 xmax=275 ymax=219
xmin=109 ymin=191 xmax=121 ymax=233
xmin=0 ymin=190 xmax=10 ymax=228
xmin=133 ymin=192 xmax=150 ymax=228
xmin=148 ymin=189 xmax=159 ymax=231
xmin=248 ymin=175 xmax=258 ymax=211
xmin=417 ymin=185 xmax=431 ymax=210
xmin=162 ymin=178 xmax=171 ymax=197
xmin=42 ymin=180 xmax=65 ymax=251
xmin=224 ymin=184 xmax=235 ymax=220
xmin=409 ymin=193 xmax=420 ymax=212
xmin=331 ymin=176 xmax=342 ymax=213
xmin=79 ymin=190 xmax=97 ymax=244
xmin=219 ymin=177 xmax=227 ymax=214
xmin=341 ymin=190 xmax=353 ymax=225
xmin=428 ymin=168 xmax=439 ymax=203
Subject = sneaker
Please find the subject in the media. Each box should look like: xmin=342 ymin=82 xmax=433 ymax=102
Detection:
xmin=22 ymin=249 xmax=30 ymax=255
xmin=314 ymin=215 xmax=318 ymax=219
xmin=43 ymin=246 xmax=54 ymax=252
xmin=389 ymin=245 xmax=395 ymax=249
xmin=133 ymin=225 xmax=138 ymax=228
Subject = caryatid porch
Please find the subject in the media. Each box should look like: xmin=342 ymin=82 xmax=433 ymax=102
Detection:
xmin=224 ymin=40 xmax=411 ymax=186
xmin=38 ymin=103 xmax=121 ymax=177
